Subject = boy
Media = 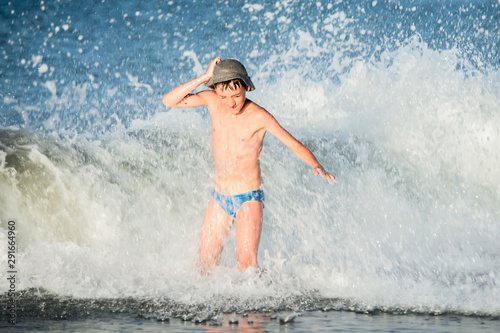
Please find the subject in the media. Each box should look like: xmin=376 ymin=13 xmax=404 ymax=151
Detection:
xmin=162 ymin=57 xmax=336 ymax=273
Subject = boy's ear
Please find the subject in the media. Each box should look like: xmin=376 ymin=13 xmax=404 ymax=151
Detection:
xmin=246 ymin=86 xmax=252 ymax=92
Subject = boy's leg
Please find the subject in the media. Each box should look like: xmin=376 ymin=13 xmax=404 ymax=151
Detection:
xmin=197 ymin=198 xmax=233 ymax=273
xmin=235 ymin=201 xmax=263 ymax=271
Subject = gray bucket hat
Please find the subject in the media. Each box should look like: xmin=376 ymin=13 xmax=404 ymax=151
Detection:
xmin=205 ymin=59 xmax=255 ymax=91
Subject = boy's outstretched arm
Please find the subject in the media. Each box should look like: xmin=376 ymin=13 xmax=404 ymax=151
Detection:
xmin=162 ymin=57 xmax=221 ymax=108
xmin=264 ymin=113 xmax=337 ymax=183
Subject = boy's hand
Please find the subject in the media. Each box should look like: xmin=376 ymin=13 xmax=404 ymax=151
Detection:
xmin=204 ymin=57 xmax=221 ymax=82
xmin=313 ymin=166 xmax=337 ymax=183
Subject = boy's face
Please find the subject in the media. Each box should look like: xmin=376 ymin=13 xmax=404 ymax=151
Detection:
xmin=214 ymin=84 xmax=248 ymax=115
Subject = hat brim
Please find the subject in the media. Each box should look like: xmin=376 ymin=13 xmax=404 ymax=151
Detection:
xmin=205 ymin=73 xmax=255 ymax=91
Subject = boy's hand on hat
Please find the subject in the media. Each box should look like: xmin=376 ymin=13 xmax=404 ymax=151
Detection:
xmin=205 ymin=57 xmax=221 ymax=81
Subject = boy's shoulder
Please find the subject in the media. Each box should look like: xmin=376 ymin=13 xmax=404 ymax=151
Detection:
xmin=198 ymin=89 xmax=217 ymax=99
xmin=245 ymin=99 xmax=265 ymax=112
xmin=196 ymin=90 xmax=218 ymax=107
xmin=246 ymin=100 xmax=273 ymax=118
xmin=245 ymin=100 xmax=279 ymax=129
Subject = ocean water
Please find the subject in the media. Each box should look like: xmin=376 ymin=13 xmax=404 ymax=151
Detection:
xmin=1 ymin=0 xmax=499 ymax=331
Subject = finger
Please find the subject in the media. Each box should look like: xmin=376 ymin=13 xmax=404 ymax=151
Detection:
xmin=329 ymin=174 xmax=337 ymax=183
xmin=322 ymin=172 xmax=336 ymax=183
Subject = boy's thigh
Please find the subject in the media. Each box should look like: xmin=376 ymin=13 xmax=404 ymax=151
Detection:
xmin=201 ymin=198 xmax=233 ymax=236
xmin=235 ymin=201 xmax=263 ymax=241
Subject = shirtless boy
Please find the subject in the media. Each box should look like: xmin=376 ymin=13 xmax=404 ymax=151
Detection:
xmin=162 ymin=57 xmax=336 ymax=273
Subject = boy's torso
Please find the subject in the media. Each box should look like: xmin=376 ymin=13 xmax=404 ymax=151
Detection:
xmin=208 ymin=98 xmax=267 ymax=195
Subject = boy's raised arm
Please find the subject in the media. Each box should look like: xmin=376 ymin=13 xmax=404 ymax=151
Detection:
xmin=162 ymin=57 xmax=221 ymax=108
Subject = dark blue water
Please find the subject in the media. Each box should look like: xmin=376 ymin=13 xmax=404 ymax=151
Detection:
xmin=1 ymin=0 xmax=498 ymax=132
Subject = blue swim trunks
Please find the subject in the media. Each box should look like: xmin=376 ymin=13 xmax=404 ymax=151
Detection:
xmin=211 ymin=189 xmax=265 ymax=218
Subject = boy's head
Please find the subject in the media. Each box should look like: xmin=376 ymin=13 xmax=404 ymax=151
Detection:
xmin=205 ymin=59 xmax=255 ymax=92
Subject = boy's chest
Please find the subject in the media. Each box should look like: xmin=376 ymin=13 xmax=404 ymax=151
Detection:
xmin=211 ymin=115 xmax=262 ymax=150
